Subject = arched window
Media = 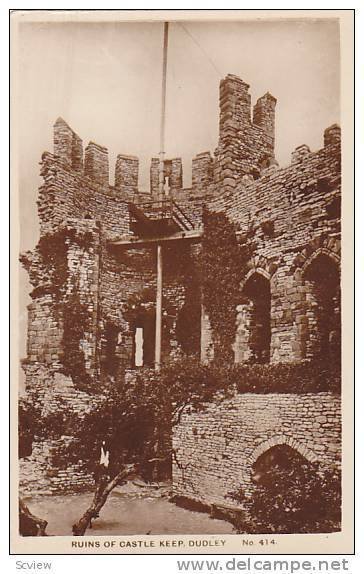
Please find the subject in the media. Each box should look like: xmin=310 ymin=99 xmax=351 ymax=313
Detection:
xmin=237 ymin=272 xmax=271 ymax=364
xmin=303 ymin=253 xmax=340 ymax=362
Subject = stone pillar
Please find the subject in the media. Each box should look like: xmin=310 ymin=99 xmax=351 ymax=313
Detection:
xmin=253 ymin=93 xmax=277 ymax=147
xmin=150 ymin=158 xmax=160 ymax=197
xmin=84 ymin=142 xmax=109 ymax=186
xmin=115 ymin=154 xmax=139 ymax=196
xmin=234 ymin=303 xmax=253 ymax=364
xmin=169 ymin=158 xmax=183 ymax=194
xmin=192 ymin=152 xmax=213 ymax=190
xmin=270 ymin=266 xmax=305 ymax=363
xmin=54 ymin=117 xmax=83 ymax=172
xmin=291 ymin=144 xmax=311 ymax=165
xmin=219 ymin=74 xmax=251 ymax=133
xmin=54 ymin=117 xmax=73 ymax=167
xmin=324 ymin=124 xmax=341 ymax=147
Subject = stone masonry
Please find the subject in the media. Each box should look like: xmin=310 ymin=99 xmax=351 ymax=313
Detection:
xmin=20 ymin=73 xmax=341 ymax=497
xmin=172 ymin=393 xmax=341 ymax=508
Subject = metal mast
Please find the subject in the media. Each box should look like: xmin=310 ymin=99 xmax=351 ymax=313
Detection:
xmin=155 ymin=22 xmax=169 ymax=371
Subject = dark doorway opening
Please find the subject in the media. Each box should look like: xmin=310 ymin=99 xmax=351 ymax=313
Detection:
xmin=242 ymin=272 xmax=271 ymax=364
xmin=303 ymin=254 xmax=340 ymax=362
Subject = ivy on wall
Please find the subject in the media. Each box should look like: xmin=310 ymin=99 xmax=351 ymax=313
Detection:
xmin=36 ymin=228 xmax=95 ymax=391
xmin=173 ymin=247 xmax=201 ymax=356
xmin=101 ymin=321 xmax=120 ymax=378
xmin=62 ymin=287 xmax=93 ymax=391
xmin=200 ymin=208 xmax=254 ymax=362
xmin=36 ymin=228 xmax=94 ymax=304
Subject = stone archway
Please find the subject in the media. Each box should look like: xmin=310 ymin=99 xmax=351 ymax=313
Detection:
xmin=251 ymin=443 xmax=316 ymax=487
xmin=302 ymin=251 xmax=340 ymax=361
xmin=235 ymin=271 xmax=271 ymax=364
xmin=249 ymin=435 xmax=318 ymax=468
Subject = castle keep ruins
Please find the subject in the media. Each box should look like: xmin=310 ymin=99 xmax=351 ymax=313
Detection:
xmin=20 ymin=74 xmax=341 ymax=503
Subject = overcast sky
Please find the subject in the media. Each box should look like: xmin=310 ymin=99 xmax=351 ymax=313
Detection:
xmin=16 ymin=16 xmax=340 ymax=363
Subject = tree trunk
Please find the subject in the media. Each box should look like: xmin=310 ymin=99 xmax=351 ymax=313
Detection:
xmin=72 ymin=464 xmax=137 ymax=536
xmin=19 ymin=497 xmax=48 ymax=536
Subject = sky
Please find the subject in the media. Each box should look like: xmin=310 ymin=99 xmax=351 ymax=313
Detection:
xmin=15 ymin=16 xmax=340 ymax=364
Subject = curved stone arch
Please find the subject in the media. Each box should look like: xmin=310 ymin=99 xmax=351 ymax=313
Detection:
xmin=301 ymin=247 xmax=340 ymax=277
xmin=292 ymin=236 xmax=340 ymax=273
xmin=241 ymin=266 xmax=270 ymax=288
xmin=240 ymin=255 xmax=278 ymax=289
xmin=248 ymin=435 xmax=318 ymax=467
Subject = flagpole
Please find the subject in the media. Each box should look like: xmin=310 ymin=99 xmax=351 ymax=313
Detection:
xmin=158 ymin=21 xmax=169 ymax=204
xmin=155 ymin=22 xmax=169 ymax=371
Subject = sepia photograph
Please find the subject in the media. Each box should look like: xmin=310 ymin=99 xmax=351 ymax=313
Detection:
xmin=10 ymin=9 xmax=354 ymax=554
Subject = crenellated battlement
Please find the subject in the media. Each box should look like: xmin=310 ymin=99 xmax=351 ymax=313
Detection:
xmin=53 ymin=117 xmax=83 ymax=172
xmin=53 ymin=118 xmax=139 ymax=195
xmin=150 ymin=157 xmax=183 ymax=197
xmin=253 ymin=92 xmax=277 ymax=143
xmin=51 ymin=74 xmax=339 ymax=206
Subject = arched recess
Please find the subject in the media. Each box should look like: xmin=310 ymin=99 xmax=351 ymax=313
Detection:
xmin=249 ymin=435 xmax=318 ymax=467
xmin=242 ymin=266 xmax=271 ymax=287
xmin=302 ymin=248 xmax=340 ymax=276
xmin=243 ymin=253 xmax=278 ymax=289
xmin=302 ymin=251 xmax=340 ymax=361
xmin=292 ymin=236 xmax=340 ymax=273
xmin=235 ymin=271 xmax=271 ymax=364
xmin=250 ymin=442 xmax=317 ymax=487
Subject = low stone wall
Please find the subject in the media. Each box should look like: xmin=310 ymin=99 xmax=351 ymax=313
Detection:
xmin=20 ymin=368 xmax=100 ymax=495
xmin=19 ymin=438 xmax=94 ymax=496
xmin=172 ymin=392 xmax=341 ymax=508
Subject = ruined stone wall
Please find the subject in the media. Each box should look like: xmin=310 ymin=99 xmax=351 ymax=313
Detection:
xmin=19 ymin=366 xmax=101 ymax=495
xmin=213 ymin=75 xmax=277 ymax=193
xmin=25 ymin=295 xmax=62 ymax=365
xmin=208 ymin=124 xmax=341 ymax=363
xmin=20 ymin=74 xmax=342 ymax=495
xmin=28 ymin=79 xmax=341 ymax=374
xmin=21 ymin=217 xmax=102 ymax=382
xmin=172 ymin=392 xmax=341 ymax=508
xmin=28 ymin=118 xmax=208 ymax=379
xmin=19 ymin=439 xmax=94 ymax=496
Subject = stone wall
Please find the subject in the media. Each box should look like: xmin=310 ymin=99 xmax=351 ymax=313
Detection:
xmin=150 ymin=157 xmax=183 ymax=197
xmin=207 ymin=124 xmax=341 ymax=363
xmin=25 ymin=294 xmax=62 ymax=365
xmin=115 ymin=154 xmax=139 ymax=195
xmin=192 ymin=152 xmax=214 ymax=191
xmin=26 ymin=76 xmax=342 ymax=377
xmin=172 ymin=392 xmax=341 ymax=508
xmin=20 ymin=72 xmax=342 ymax=495
xmin=24 ymin=117 xmax=208 ymax=383
xmin=19 ymin=367 xmax=101 ymax=495
xmin=19 ymin=439 xmax=94 ymax=496
xmin=213 ymin=75 xmax=277 ymax=193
